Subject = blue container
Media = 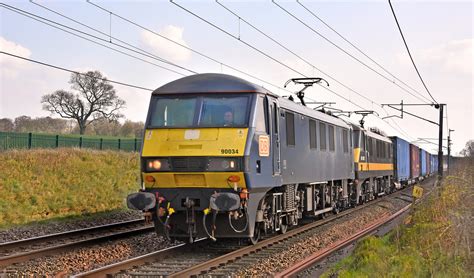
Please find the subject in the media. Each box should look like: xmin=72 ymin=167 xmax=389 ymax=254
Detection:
xmin=429 ymin=155 xmax=433 ymax=174
xmin=420 ymin=149 xmax=427 ymax=176
xmin=432 ymin=155 xmax=439 ymax=174
xmin=391 ymin=136 xmax=410 ymax=183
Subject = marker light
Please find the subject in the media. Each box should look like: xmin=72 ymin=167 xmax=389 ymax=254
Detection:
xmin=228 ymin=175 xmax=240 ymax=183
xmin=145 ymin=175 xmax=156 ymax=183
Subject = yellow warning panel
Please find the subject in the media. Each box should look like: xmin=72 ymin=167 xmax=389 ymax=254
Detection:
xmin=412 ymin=185 xmax=424 ymax=199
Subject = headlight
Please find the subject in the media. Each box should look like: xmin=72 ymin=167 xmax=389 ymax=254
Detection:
xmin=144 ymin=158 xmax=170 ymax=172
xmin=208 ymin=158 xmax=239 ymax=171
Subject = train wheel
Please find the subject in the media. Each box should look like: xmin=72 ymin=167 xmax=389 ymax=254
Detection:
xmin=249 ymin=223 xmax=261 ymax=245
xmin=277 ymin=215 xmax=287 ymax=234
xmin=279 ymin=223 xmax=288 ymax=234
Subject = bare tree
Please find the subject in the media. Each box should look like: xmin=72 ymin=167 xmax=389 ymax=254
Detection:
xmin=41 ymin=71 xmax=125 ymax=135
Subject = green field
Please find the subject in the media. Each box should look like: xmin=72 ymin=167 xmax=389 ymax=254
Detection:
xmin=0 ymin=148 xmax=141 ymax=227
xmin=323 ymin=161 xmax=473 ymax=277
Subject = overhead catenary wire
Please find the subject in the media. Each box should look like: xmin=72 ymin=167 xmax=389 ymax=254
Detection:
xmin=388 ymin=0 xmax=438 ymax=104
xmin=171 ymin=0 xmax=419 ymax=138
xmin=4 ymin=1 xmax=320 ymax=105
xmin=86 ymin=0 xmax=301 ymax=98
xmin=272 ymin=0 xmax=432 ymax=104
xmin=216 ymin=0 xmax=381 ymax=108
xmin=0 ymin=3 xmax=190 ymax=77
xmin=216 ymin=1 xmax=417 ymax=140
xmin=1 ymin=51 xmax=154 ymax=91
xmin=5 ymin=1 xmax=416 ymax=140
xmin=296 ymin=0 xmax=430 ymax=104
xmin=86 ymin=0 xmax=365 ymax=110
xmin=29 ymin=0 xmax=197 ymax=75
xmin=170 ymin=0 xmax=372 ymax=110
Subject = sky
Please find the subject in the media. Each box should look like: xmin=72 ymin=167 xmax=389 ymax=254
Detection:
xmin=0 ymin=0 xmax=472 ymax=155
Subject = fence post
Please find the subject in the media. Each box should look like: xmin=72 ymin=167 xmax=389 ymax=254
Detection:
xmin=134 ymin=138 xmax=137 ymax=152
xmin=55 ymin=135 xmax=59 ymax=148
xmin=79 ymin=137 xmax=83 ymax=148
xmin=28 ymin=132 xmax=32 ymax=149
xmin=118 ymin=138 xmax=121 ymax=150
xmin=100 ymin=138 xmax=103 ymax=150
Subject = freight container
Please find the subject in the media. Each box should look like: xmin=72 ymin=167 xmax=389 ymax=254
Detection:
xmin=432 ymin=155 xmax=438 ymax=175
xmin=410 ymin=144 xmax=420 ymax=179
xmin=420 ymin=149 xmax=427 ymax=177
xmin=426 ymin=152 xmax=431 ymax=175
xmin=390 ymin=136 xmax=410 ymax=184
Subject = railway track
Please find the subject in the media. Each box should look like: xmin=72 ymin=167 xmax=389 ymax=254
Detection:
xmin=275 ymin=203 xmax=412 ymax=277
xmin=0 ymin=218 xmax=153 ymax=268
xmin=73 ymin=181 xmax=426 ymax=278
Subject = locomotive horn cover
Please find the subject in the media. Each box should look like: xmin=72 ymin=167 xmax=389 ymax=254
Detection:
xmin=127 ymin=192 xmax=156 ymax=211
xmin=210 ymin=192 xmax=241 ymax=211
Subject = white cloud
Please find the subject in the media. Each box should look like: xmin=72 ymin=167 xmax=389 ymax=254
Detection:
xmin=0 ymin=37 xmax=32 ymax=78
xmin=140 ymin=25 xmax=192 ymax=62
xmin=417 ymin=38 xmax=473 ymax=76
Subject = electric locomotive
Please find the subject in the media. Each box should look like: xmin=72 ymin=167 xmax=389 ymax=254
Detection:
xmin=127 ymin=73 xmax=358 ymax=243
xmin=126 ymin=73 xmax=433 ymax=243
xmin=352 ymin=125 xmax=395 ymax=203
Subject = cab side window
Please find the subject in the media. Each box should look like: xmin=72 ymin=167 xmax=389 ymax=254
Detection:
xmin=255 ymin=96 xmax=268 ymax=133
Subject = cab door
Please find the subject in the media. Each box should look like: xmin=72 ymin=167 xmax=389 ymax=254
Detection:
xmin=268 ymin=97 xmax=281 ymax=176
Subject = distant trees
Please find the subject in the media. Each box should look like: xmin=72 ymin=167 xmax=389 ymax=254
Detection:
xmin=41 ymin=71 xmax=125 ymax=135
xmin=12 ymin=116 xmax=73 ymax=134
xmin=0 ymin=118 xmax=14 ymax=132
xmin=460 ymin=140 xmax=474 ymax=157
xmin=0 ymin=115 xmax=143 ymax=138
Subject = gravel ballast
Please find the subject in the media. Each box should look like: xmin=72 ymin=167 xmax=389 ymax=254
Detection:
xmin=3 ymin=232 xmax=175 ymax=276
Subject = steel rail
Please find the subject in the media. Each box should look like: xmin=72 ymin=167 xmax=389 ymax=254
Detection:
xmin=0 ymin=219 xmax=153 ymax=267
xmin=275 ymin=204 xmax=412 ymax=277
xmin=0 ymin=218 xmax=145 ymax=250
xmin=275 ymin=177 xmax=437 ymax=277
xmin=72 ymin=238 xmax=210 ymax=278
xmin=72 ymin=176 xmax=436 ymax=277
xmin=168 ymin=197 xmax=387 ymax=278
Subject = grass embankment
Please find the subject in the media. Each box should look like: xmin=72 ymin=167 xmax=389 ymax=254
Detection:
xmin=0 ymin=148 xmax=140 ymax=227
xmin=324 ymin=160 xmax=473 ymax=278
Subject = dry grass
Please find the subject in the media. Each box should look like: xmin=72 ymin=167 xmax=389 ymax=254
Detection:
xmin=0 ymin=148 xmax=140 ymax=227
xmin=324 ymin=159 xmax=473 ymax=278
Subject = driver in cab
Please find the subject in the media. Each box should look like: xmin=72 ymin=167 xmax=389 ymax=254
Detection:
xmin=223 ymin=110 xmax=234 ymax=127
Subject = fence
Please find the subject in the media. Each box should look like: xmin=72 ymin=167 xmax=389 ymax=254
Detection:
xmin=0 ymin=132 xmax=142 ymax=152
